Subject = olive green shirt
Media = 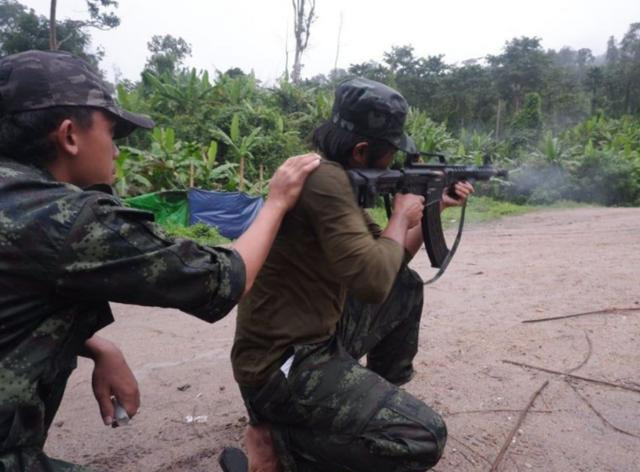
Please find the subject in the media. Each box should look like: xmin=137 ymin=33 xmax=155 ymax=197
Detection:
xmin=232 ymin=160 xmax=404 ymax=386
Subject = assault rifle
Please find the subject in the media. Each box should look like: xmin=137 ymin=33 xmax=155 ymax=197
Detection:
xmin=348 ymin=153 xmax=507 ymax=284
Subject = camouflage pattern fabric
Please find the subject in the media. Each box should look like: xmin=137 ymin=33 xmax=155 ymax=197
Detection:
xmin=0 ymin=50 xmax=153 ymax=138
xmin=1 ymin=449 xmax=94 ymax=472
xmin=0 ymin=158 xmax=245 ymax=471
xmin=331 ymin=78 xmax=417 ymax=155
xmin=241 ymin=266 xmax=447 ymax=472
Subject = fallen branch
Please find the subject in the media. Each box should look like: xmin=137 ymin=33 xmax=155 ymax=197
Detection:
xmin=454 ymin=449 xmax=476 ymax=467
xmin=566 ymin=331 xmax=593 ymax=374
xmin=522 ymin=307 xmax=640 ymax=324
xmin=447 ymin=408 xmax=552 ymax=416
xmin=489 ymin=381 xmax=549 ymax=472
xmin=448 ymin=434 xmax=492 ymax=466
xmin=565 ymin=380 xmax=640 ymax=439
xmin=502 ymin=360 xmax=640 ymax=395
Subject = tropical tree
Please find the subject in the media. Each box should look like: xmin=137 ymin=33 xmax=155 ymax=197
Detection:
xmin=48 ymin=0 xmax=119 ymax=50
xmin=0 ymin=0 xmax=101 ymax=66
xmin=488 ymin=37 xmax=550 ymax=114
xmin=211 ymin=113 xmax=263 ymax=191
xmin=291 ymin=0 xmax=316 ymax=84
xmin=144 ymin=34 xmax=192 ymax=76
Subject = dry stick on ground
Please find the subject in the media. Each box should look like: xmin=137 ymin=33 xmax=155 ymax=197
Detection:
xmin=565 ymin=380 xmax=640 ymax=439
xmin=522 ymin=307 xmax=640 ymax=324
xmin=455 ymin=449 xmax=477 ymax=467
xmin=447 ymin=409 xmax=552 ymax=416
xmin=502 ymin=360 xmax=640 ymax=395
xmin=489 ymin=380 xmax=549 ymax=472
xmin=448 ymin=435 xmax=492 ymax=466
xmin=566 ymin=331 xmax=593 ymax=374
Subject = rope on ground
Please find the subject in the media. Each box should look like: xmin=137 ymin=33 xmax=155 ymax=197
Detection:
xmin=502 ymin=360 xmax=640 ymax=395
xmin=489 ymin=380 xmax=549 ymax=472
xmin=521 ymin=307 xmax=640 ymax=324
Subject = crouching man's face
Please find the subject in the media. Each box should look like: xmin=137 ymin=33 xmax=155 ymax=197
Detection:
xmin=56 ymin=110 xmax=120 ymax=188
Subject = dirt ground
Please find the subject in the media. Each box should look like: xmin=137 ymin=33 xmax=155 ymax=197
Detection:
xmin=46 ymin=207 xmax=640 ymax=472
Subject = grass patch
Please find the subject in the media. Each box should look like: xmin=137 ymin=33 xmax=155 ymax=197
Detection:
xmin=162 ymin=223 xmax=230 ymax=246
xmin=541 ymin=199 xmax=598 ymax=209
xmin=367 ymin=207 xmax=392 ymax=228
xmin=443 ymin=196 xmax=535 ymax=227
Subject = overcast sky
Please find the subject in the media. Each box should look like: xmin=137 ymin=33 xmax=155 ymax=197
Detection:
xmin=22 ymin=0 xmax=640 ymax=83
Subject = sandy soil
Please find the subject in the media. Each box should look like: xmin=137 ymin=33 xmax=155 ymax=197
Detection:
xmin=46 ymin=207 xmax=640 ymax=472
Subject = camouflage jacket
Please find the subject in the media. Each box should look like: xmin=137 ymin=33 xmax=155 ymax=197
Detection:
xmin=0 ymin=158 xmax=245 ymax=453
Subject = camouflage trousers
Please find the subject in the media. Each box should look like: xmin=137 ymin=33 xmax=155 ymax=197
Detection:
xmin=240 ymin=266 xmax=447 ymax=472
xmin=0 ymin=450 xmax=93 ymax=472
xmin=0 ymin=364 xmax=95 ymax=472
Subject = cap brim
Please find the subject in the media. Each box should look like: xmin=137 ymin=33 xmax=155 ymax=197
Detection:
xmin=108 ymin=106 xmax=155 ymax=139
xmin=389 ymin=132 xmax=418 ymax=155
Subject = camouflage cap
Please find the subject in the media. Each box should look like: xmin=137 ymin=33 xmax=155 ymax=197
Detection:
xmin=0 ymin=50 xmax=154 ymax=138
xmin=331 ymin=77 xmax=417 ymax=155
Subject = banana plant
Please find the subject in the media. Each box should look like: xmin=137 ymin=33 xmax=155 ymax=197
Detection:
xmin=210 ymin=113 xmax=263 ymax=191
xmin=143 ymin=69 xmax=215 ymax=115
xmin=406 ymin=108 xmax=456 ymax=155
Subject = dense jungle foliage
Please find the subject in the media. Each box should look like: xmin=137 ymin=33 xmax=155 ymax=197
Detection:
xmin=2 ymin=0 xmax=639 ymax=206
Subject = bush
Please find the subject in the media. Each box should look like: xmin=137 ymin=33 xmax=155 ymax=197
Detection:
xmin=162 ymin=223 xmax=229 ymax=246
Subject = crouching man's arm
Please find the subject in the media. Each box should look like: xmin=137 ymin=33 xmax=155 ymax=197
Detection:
xmin=55 ymin=154 xmax=320 ymax=322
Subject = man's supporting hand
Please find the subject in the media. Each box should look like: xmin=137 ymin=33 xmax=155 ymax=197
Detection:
xmin=233 ymin=153 xmax=321 ymax=295
xmin=84 ymin=335 xmax=140 ymax=426
xmin=265 ymin=153 xmax=323 ymax=211
xmin=441 ymin=180 xmax=475 ymax=210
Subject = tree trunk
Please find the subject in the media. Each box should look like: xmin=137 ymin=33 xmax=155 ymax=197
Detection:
xmin=239 ymin=155 xmax=245 ymax=191
xmin=333 ymin=11 xmax=343 ymax=72
xmin=49 ymin=0 xmax=58 ymax=50
xmin=291 ymin=0 xmax=316 ymax=84
xmin=495 ymin=99 xmax=503 ymax=141
xmin=624 ymin=80 xmax=631 ymax=115
xmin=259 ymin=164 xmax=264 ymax=194
xmin=284 ymin=22 xmax=290 ymax=82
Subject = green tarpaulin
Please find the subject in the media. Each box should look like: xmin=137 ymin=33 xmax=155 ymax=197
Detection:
xmin=124 ymin=190 xmax=189 ymax=226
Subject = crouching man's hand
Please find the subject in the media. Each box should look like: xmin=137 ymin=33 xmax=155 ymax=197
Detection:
xmin=84 ymin=335 xmax=140 ymax=427
xmin=267 ymin=153 xmax=321 ymax=211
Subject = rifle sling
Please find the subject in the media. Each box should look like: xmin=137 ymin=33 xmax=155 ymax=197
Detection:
xmin=423 ymin=201 xmax=467 ymax=285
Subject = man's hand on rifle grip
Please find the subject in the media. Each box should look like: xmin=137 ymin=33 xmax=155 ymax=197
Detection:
xmin=392 ymin=193 xmax=425 ymax=229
